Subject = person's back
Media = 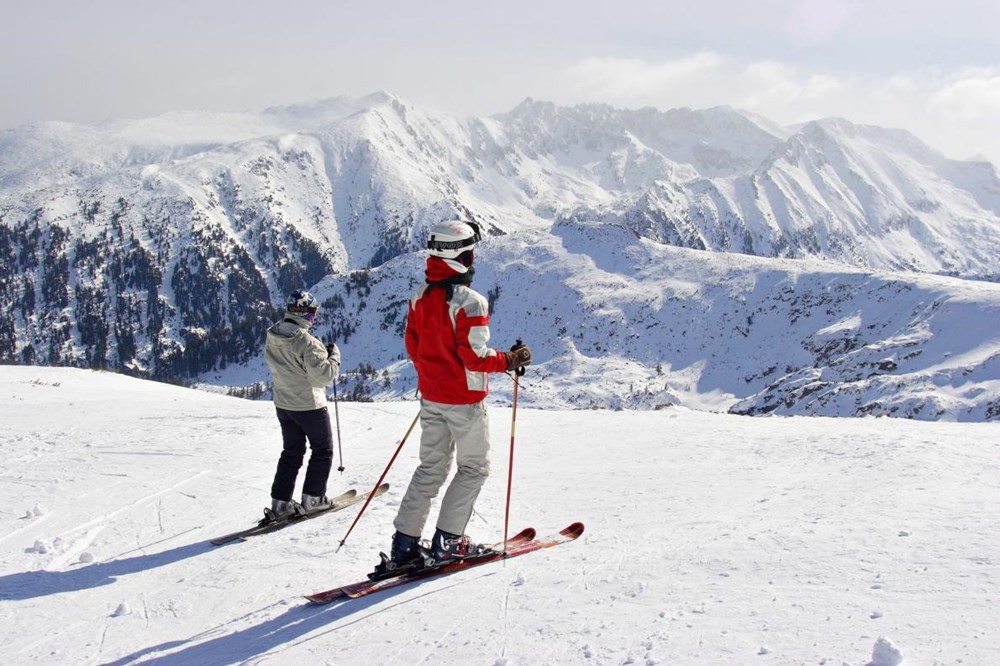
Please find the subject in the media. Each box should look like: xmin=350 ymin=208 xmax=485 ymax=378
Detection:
xmin=265 ymin=319 xmax=334 ymax=410
xmin=406 ymin=279 xmax=502 ymax=404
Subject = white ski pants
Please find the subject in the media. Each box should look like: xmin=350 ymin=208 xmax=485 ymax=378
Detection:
xmin=394 ymin=399 xmax=491 ymax=538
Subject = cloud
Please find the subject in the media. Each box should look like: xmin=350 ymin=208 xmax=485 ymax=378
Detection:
xmin=565 ymin=53 xmax=728 ymax=105
xmin=562 ymin=54 xmax=1000 ymax=164
xmin=741 ymin=61 xmax=850 ymax=110
xmin=929 ymin=66 xmax=1000 ymax=120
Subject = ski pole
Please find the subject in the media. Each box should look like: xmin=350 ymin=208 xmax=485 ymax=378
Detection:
xmin=332 ymin=378 xmax=345 ymax=472
xmin=335 ymin=408 xmax=421 ymax=553
xmin=502 ymin=361 xmax=524 ymax=558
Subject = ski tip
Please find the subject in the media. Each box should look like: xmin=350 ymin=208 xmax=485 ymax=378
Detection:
xmin=329 ymin=489 xmax=358 ymax=508
xmin=562 ymin=522 xmax=585 ymax=538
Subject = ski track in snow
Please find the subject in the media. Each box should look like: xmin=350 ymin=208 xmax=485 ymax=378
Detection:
xmin=57 ymin=471 xmax=210 ymax=540
xmin=0 ymin=367 xmax=998 ymax=665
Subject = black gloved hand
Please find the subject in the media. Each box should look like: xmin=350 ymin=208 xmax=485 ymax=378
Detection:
xmin=504 ymin=340 xmax=531 ymax=376
xmin=325 ymin=343 xmax=341 ymax=363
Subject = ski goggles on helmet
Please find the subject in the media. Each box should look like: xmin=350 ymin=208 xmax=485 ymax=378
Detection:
xmin=426 ymin=221 xmax=481 ymax=253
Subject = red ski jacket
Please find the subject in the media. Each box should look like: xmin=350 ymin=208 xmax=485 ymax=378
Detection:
xmin=405 ymin=258 xmax=508 ymax=404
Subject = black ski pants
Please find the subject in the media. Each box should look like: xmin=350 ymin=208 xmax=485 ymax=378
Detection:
xmin=271 ymin=406 xmax=333 ymax=501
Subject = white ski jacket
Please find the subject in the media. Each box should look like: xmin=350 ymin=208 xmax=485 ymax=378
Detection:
xmin=264 ymin=319 xmax=340 ymax=410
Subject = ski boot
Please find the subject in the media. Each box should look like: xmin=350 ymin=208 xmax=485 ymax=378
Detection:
xmin=369 ymin=531 xmax=423 ymax=581
xmin=262 ymin=498 xmax=303 ymax=524
xmin=427 ymin=528 xmax=483 ymax=565
xmin=300 ymin=493 xmax=333 ymax=514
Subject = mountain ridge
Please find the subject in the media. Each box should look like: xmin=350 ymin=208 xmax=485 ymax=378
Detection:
xmin=1 ymin=93 xmax=998 ymax=420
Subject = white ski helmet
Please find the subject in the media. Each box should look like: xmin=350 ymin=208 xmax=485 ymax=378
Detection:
xmin=427 ymin=220 xmax=481 ymax=259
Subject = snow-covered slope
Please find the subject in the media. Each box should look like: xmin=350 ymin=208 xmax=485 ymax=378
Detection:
xmin=2 ymin=93 xmax=999 ymax=419
xmin=1 ymin=366 xmax=996 ymax=665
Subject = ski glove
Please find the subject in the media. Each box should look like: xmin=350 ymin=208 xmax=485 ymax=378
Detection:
xmin=504 ymin=341 xmax=532 ymax=375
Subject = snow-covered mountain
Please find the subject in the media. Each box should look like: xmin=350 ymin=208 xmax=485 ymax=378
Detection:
xmin=2 ymin=366 xmax=998 ymax=665
xmin=2 ymin=93 xmax=999 ymax=419
xmin=287 ymin=221 xmax=1000 ymax=422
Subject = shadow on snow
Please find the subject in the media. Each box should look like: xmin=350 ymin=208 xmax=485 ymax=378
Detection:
xmin=0 ymin=528 xmax=215 ymax=601
xmin=100 ymin=572 xmax=497 ymax=666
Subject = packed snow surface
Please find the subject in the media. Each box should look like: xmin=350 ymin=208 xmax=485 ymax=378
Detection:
xmin=1 ymin=367 xmax=997 ymax=665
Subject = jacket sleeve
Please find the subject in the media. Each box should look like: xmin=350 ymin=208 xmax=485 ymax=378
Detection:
xmin=302 ymin=334 xmax=339 ymax=387
xmin=455 ymin=297 xmax=508 ymax=374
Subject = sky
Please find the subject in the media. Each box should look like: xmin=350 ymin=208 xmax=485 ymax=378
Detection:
xmin=2 ymin=0 xmax=999 ymax=164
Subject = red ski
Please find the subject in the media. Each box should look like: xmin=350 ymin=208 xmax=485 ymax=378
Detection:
xmin=304 ymin=522 xmax=584 ymax=605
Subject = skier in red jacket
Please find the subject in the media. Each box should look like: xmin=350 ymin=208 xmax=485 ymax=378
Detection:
xmin=389 ymin=220 xmax=532 ymax=566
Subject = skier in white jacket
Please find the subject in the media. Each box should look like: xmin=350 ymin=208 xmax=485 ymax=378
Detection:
xmin=264 ymin=290 xmax=341 ymax=520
